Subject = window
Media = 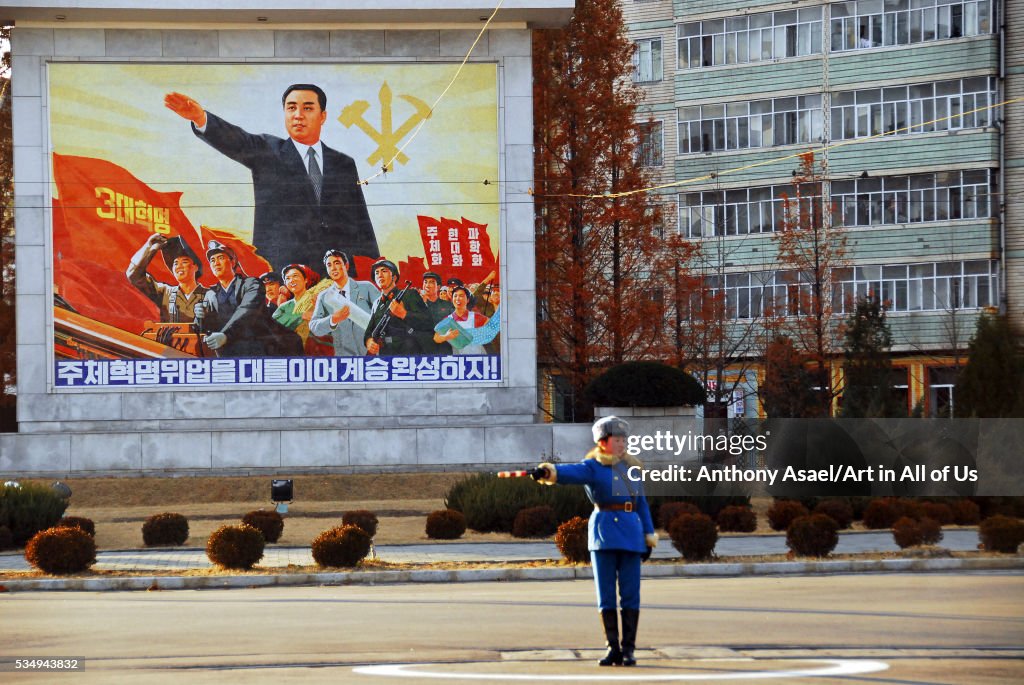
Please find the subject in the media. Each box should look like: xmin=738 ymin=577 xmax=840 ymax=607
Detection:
xmin=678 ymin=94 xmax=822 ymax=154
xmin=832 ymin=169 xmax=995 ymax=227
xmin=679 ymin=182 xmax=821 ymax=238
xmin=633 ymin=38 xmax=663 ymax=83
xmin=637 ymin=121 xmax=664 ymax=167
xmin=833 ymin=260 xmax=998 ymax=314
xmin=678 ymin=7 xmax=822 ymax=69
xmin=831 ymin=77 xmax=996 ymax=141
xmin=831 ymin=0 xmax=993 ymax=52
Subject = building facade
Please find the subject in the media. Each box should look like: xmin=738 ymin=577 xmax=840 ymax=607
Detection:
xmin=622 ymin=0 xmax=1019 ymax=417
xmin=1 ymin=2 xmax=578 ymax=476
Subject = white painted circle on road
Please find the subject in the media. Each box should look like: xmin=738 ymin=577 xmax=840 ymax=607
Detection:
xmin=353 ymin=658 xmax=889 ymax=680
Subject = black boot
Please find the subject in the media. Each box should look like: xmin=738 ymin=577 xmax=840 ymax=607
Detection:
xmin=620 ymin=608 xmax=640 ymax=666
xmin=598 ymin=609 xmax=622 ymax=666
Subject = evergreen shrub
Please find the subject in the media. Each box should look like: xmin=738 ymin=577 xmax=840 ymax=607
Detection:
xmin=206 ymin=524 xmax=265 ymax=570
xmin=142 ymin=513 xmax=189 ymax=547
xmin=767 ymin=500 xmax=809 ymax=531
xmin=813 ymin=499 xmax=854 ymax=529
xmin=584 ymin=361 xmax=705 ymax=407
xmin=657 ymin=502 xmax=700 ymax=530
xmin=786 ymin=514 xmax=839 ymax=557
xmin=242 ymin=510 xmax=284 ymax=543
xmin=512 ymin=505 xmax=558 ymax=538
xmin=25 ymin=526 xmax=96 ymax=575
xmin=950 ymin=499 xmax=981 ymax=526
xmin=425 ymin=509 xmax=467 ymax=540
xmin=979 ymin=515 xmax=1024 ymax=553
xmin=312 ymin=525 xmax=372 ymax=568
xmin=56 ymin=516 xmax=96 ymax=537
xmin=445 ymin=474 xmax=591 ymax=533
xmin=555 ymin=516 xmax=590 ymax=563
xmin=668 ymin=513 xmax=718 ymax=562
xmin=716 ymin=505 xmax=757 ymax=533
xmin=0 ymin=482 xmax=69 ymax=546
xmin=862 ymin=498 xmax=903 ymax=529
xmin=342 ymin=510 xmax=379 ymax=538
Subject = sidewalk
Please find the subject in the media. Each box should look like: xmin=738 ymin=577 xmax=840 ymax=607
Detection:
xmin=0 ymin=529 xmax=984 ymax=573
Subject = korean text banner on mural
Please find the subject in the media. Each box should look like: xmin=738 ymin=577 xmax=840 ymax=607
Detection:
xmin=48 ymin=63 xmax=502 ymax=388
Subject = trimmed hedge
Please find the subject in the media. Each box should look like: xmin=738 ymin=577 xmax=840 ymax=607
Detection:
xmin=56 ymin=516 xmax=96 ymax=537
xmin=767 ymin=500 xmax=809 ymax=532
xmin=0 ymin=482 xmax=70 ymax=546
xmin=512 ymin=505 xmax=558 ymax=538
xmin=658 ymin=502 xmax=701 ymax=530
xmin=342 ymin=510 xmax=379 ymax=538
xmin=979 ymin=515 xmax=1024 ymax=553
xmin=862 ymin=498 xmax=904 ymax=529
xmin=555 ymin=516 xmax=590 ymax=563
xmin=668 ymin=513 xmax=718 ymax=562
xmin=716 ymin=505 xmax=757 ymax=533
xmin=312 ymin=524 xmax=372 ymax=568
xmin=584 ymin=361 xmax=706 ymax=407
xmin=786 ymin=514 xmax=838 ymax=557
xmin=142 ymin=513 xmax=189 ymax=547
xmin=25 ymin=526 xmax=96 ymax=575
xmin=813 ymin=499 xmax=854 ymax=530
xmin=242 ymin=510 xmax=285 ymax=544
xmin=951 ymin=499 xmax=981 ymax=526
xmin=425 ymin=509 xmax=467 ymax=540
xmin=206 ymin=524 xmax=265 ymax=570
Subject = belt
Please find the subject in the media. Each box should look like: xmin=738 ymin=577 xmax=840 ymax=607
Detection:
xmin=595 ymin=502 xmax=634 ymax=513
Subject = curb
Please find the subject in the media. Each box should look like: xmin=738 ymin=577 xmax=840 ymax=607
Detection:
xmin=2 ymin=556 xmax=1021 ymax=594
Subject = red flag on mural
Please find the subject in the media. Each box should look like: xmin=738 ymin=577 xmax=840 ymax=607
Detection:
xmin=416 ymin=215 xmax=498 ymax=284
xmin=51 ymin=154 xmax=271 ymax=332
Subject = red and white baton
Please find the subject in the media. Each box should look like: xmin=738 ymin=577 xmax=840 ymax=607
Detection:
xmin=497 ymin=470 xmax=531 ymax=478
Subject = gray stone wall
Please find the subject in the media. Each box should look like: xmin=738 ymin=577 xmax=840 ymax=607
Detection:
xmin=6 ymin=26 xmax=539 ymax=474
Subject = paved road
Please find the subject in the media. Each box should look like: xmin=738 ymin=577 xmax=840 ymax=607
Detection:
xmin=3 ymin=571 xmax=1022 ymax=683
xmin=0 ymin=529 xmax=983 ymax=573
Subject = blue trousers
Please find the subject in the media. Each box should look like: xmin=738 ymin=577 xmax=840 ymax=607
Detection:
xmin=591 ymin=549 xmax=642 ymax=611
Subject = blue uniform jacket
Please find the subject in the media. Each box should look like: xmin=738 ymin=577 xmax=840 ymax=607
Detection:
xmin=554 ymin=458 xmax=655 ymax=553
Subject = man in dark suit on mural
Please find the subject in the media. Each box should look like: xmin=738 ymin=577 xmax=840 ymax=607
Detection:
xmin=164 ymin=85 xmax=379 ymax=275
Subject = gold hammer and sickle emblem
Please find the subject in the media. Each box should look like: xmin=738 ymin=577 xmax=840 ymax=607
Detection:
xmin=338 ymin=82 xmax=433 ymax=171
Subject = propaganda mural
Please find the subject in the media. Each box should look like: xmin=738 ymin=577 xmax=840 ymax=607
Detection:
xmin=48 ymin=63 xmax=502 ymax=387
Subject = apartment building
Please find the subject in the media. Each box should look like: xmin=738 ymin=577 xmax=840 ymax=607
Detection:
xmin=623 ymin=0 xmax=1019 ymax=417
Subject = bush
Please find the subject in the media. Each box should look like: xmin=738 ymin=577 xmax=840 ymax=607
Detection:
xmin=142 ymin=513 xmax=189 ymax=547
xmin=445 ymin=473 xmax=591 ymax=534
xmin=862 ymin=498 xmax=902 ymax=529
xmin=24 ymin=526 xmax=96 ymax=575
xmin=342 ymin=510 xmax=379 ymax=538
xmin=979 ymin=515 xmax=1024 ymax=553
xmin=312 ymin=525 xmax=372 ymax=568
xmin=892 ymin=516 xmax=924 ymax=549
xmin=0 ymin=482 xmax=70 ymax=546
xmin=951 ymin=499 xmax=981 ymax=526
xmin=786 ymin=514 xmax=839 ymax=557
xmin=56 ymin=516 xmax=96 ymax=537
xmin=767 ymin=500 xmax=809 ymax=531
xmin=242 ymin=510 xmax=284 ymax=544
xmin=0 ymin=525 xmax=13 ymax=550
xmin=917 ymin=501 xmax=954 ymax=526
xmin=658 ymin=502 xmax=701 ymax=530
xmin=584 ymin=361 xmax=706 ymax=407
xmin=716 ymin=505 xmax=757 ymax=533
xmin=512 ymin=505 xmax=558 ymax=538
xmin=425 ymin=509 xmax=467 ymax=540
xmin=813 ymin=499 xmax=854 ymax=530
xmin=918 ymin=517 xmax=943 ymax=545
xmin=206 ymin=524 xmax=265 ymax=570
xmin=555 ymin=516 xmax=590 ymax=563
xmin=668 ymin=513 xmax=718 ymax=562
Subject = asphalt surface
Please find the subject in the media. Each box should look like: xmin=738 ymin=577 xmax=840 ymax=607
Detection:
xmin=3 ymin=572 xmax=1022 ymax=684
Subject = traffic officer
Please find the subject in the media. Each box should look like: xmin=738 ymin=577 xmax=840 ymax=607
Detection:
xmin=533 ymin=416 xmax=657 ymax=667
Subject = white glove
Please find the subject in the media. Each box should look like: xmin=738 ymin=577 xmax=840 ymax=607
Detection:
xmin=204 ymin=332 xmax=227 ymax=350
